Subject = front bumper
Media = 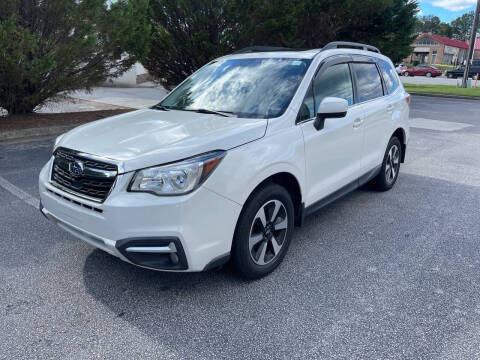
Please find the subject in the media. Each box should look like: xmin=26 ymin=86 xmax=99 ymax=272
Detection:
xmin=39 ymin=158 xmax=242 ymax=272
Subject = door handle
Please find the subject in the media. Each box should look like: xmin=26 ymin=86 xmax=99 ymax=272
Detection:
xmin=353 ymin=118 xmax=363 ymax=128
xmin=387 ymin=104 xmax=394 ymax=112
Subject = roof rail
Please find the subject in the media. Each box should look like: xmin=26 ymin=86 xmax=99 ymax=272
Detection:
xmin=233 ymin=46 xmax=296 ymax=54
xmin=322 ymin=41 xmax=381 ymax=54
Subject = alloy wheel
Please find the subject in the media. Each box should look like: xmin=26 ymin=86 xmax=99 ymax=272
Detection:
xmin=385 ymin=144 xmax=400 ymax=184
xmin=249 ymin=199 xmax=288 ymax=265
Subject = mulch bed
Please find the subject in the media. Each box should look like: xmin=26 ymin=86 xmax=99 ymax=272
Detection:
xmin=0 ymin=109 xmax=133 ymax=133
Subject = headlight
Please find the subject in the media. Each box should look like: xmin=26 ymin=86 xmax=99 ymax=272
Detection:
xmin=128 ymin=151 xmax=226 ymax=196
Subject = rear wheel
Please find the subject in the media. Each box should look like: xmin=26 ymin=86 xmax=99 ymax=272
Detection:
xmin=232 ymin=183 xmax=294 ymax=279
xmin=426 ymin=72 xmax=432 ymax=77
xmin=370 ymin=137 xmax=402 ymax=191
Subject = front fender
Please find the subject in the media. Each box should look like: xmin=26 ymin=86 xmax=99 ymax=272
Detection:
xmin=203 ymin=126 xmax=306 ymax=207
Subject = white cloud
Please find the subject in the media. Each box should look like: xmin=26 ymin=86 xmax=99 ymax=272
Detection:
xmin=430 ymin=0 xmax=476 ymax=11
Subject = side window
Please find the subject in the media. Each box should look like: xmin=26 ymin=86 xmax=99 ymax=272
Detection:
xmin=352 ymin=63 xmax=384 ymax=102
xmin=313 ymin=63 xmax=354 ymax=109
xmin=378 ymin=60 xmax=399 ymax=94
xmin=297 ymin=84 xmax=315 ymax=122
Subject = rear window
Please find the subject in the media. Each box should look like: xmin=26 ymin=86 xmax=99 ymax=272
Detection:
xmin=378 ymin=60 xmax=399 ymax=94
xmin=352 ymin=63 xmax=383 ymax=102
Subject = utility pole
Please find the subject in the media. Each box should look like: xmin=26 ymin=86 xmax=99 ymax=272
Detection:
xmin=462 ymin=0 xmax=480 ymax=88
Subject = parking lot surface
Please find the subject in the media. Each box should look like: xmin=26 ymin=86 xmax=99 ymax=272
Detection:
xmin=1 ymin=96 xmax=480 ymax=359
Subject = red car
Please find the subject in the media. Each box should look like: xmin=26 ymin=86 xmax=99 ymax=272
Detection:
xmin=403 ymin=65 xmax=442 ymax=77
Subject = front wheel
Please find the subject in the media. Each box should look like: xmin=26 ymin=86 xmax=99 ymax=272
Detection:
xmin=232 ymin=183 xmax=294 ymax=279
xmin=426 ymin=72 xmax=432 ymax=77
xmin=370 ymin=137 xmax=402 ymax=191
xmin=404 ymin=71 xmax=410 ymax=77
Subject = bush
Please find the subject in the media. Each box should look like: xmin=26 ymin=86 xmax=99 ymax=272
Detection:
xmin=0 ymin=0 xmax=150 ymax=115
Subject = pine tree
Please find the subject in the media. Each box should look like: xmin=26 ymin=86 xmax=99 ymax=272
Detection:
xmin=142 ymin=0 xmax=418 ymax=88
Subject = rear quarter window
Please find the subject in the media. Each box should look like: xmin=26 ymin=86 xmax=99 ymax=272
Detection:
xmin=378 ymin=60 xmax=399 ymax=94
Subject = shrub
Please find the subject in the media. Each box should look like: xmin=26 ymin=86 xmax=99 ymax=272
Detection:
xmin=0 ymin=0 xmax=150 ymax=115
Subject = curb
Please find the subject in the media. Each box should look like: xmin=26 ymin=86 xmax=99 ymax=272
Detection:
xmin=409 ymin=92 xmax=480 ymax=101
xmin=0 ymin=124 xmax=74 ymax=142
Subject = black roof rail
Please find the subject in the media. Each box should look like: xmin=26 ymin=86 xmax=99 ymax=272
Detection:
xmin=322 ymin=41 xmax=381 ymax=54
xmin=233 ymin=46 xmax=296 ymax=54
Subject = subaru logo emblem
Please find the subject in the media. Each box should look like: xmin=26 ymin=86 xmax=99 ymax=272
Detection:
xmin=69 ymin=160 xmax=84 ymax=177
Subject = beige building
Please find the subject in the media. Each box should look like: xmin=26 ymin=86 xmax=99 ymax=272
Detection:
xmin=405 ymin=33 xmax=469 ymax=65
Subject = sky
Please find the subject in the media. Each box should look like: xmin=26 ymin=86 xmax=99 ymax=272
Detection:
xmin=418 ymin=0 xmax=477 ymax=22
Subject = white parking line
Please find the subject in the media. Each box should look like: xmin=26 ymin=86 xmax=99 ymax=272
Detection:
xmin=410 ymin=118 xmax=473 ymax=132
xmin=0 ymin=175 xmax=40 ymax=209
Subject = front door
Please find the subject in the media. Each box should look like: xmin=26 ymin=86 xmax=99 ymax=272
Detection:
xmin=299 ymin=60 xmax=365 ymax=206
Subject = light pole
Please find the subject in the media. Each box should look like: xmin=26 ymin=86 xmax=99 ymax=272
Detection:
xmin=462 ymin=0 xmax=480 ymax=88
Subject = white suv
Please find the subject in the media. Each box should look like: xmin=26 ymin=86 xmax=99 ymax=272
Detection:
xmin=39 ymin=42 xmax=409 ymax=278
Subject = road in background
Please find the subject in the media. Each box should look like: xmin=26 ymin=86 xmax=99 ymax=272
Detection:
xmin=69 ymin=87 xmax=168 ymax=109
xmin=401 ymin=76 xmax=461 ymax=86
xmin=1 ymin=96 xmax=480 ymax=359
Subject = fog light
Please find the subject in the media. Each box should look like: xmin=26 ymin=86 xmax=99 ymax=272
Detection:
xmin=170 ymin=253 xmax=179 ymax=264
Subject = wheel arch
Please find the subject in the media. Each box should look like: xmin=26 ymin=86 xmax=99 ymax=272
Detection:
xmin=392 ymin=127 xmax=407 ymax=163
xmin=238 ymin=171 xmax=304 ymax=229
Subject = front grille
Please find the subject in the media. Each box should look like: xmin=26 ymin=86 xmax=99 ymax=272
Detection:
xmin=51 ymin=148 xmax=118 ymax=202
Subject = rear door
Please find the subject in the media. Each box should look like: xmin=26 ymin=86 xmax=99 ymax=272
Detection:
xmin=351 ymin=60 xmax=390 ymax=175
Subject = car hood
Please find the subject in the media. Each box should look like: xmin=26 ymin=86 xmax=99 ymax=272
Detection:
xmin=57 ymin=109 xmax=267 ymax=173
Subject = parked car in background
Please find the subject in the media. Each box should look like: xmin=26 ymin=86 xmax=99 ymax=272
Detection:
xmin=39 ymin=42 xmax=409 ymax=279
xmin=446 ymin=61 xmax=480 ymax=79
xmin=396 ymin=63 xmax=407 ymax=75
xmin=403 ymin=65 xmax=442 ymax=77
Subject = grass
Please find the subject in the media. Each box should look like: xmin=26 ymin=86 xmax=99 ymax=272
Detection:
xmin=432 ymin=64 xmax=456 ymax=71
xmin=403 ymin=83 xmax=480 ymax=98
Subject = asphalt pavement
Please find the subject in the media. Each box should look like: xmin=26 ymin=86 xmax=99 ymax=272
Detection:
xmin=1 ymin=96 xmax=480 ymax=359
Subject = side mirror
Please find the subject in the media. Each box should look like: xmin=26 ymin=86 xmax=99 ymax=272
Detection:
xmin=314 ymin=97 xmax=348 ymax=131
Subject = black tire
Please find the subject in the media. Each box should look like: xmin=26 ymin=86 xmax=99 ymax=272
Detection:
xmin=370 ymin=137 xmax=402 ymax=191
xmin=404 ymin=71 xmax=410 ymax=77
xmin=426 ymin=72 xmax=432 ymax=77
xmin=447 ymin=73 xmax=453 ymax=79
xmin=231 ymin=183 xmax=294 ymax=279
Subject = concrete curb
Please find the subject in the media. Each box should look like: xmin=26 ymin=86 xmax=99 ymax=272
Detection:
xmin=0 ymin=124 xmax=74 ymax=142
xmin=409 ymin=92 xmax=480 ymax=101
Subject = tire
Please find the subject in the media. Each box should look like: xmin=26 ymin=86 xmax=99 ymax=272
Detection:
xmin=447 ymin=73 xmax=453 ymax=79
xmin=370 ymin=137 xmax=402 ymax=192
xmin=426 ymin=72 xmax=431 ymax=77
xmin=231 ymin=183 xmax=294 ymax=279
xmin=404 ymin=71 xmax=410 ymax=77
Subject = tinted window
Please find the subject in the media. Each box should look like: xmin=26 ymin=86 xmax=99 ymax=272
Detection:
xmin=297 ymin=84 xmax=315 ymax=122
xmin=313 ymin=63 xmax=354 ymax=109
xmin=378 ymin=60 xmax=399 ymax=94
xmin=352 ymin=63 xmax=384 ymax=102
xmin=160 ymin=58 xmax=311 ymax=119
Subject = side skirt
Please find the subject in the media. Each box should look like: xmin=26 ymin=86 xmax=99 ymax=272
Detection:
xmin=301 ymin=165 xmax=381 ymax=221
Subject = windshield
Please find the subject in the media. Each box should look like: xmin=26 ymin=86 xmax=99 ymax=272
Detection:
xmin=159 ymin=58 xmax=312 ymax=119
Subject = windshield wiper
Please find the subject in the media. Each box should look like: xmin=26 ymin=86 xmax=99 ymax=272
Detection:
xmin=192 ymin=108 xmax=234 ymax=117
xmin=151 ymin=104 xmax=171 ymax=111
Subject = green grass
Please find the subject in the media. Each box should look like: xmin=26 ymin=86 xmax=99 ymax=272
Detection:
xmin=403 ymin=83 xmax=480 ymax=98
xmin=432 ymin=64 xmax=456 ymax=71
